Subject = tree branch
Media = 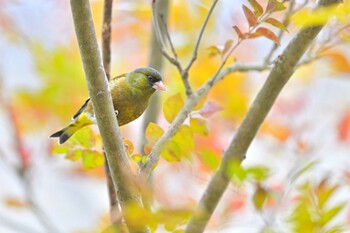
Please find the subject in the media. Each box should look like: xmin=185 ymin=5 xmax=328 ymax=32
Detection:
xmin=102 ymin=0 xmax=113 ymax=80
xmin=101 ymin=0 xmax=122 ymax=226
xmin=141 ymin=0 xmax=170 ymax=153
xmin=184 ymin=0 xmax=342 ymax=232
xmin=70 ymin=1 xmax=148 ymax=232
xmin=140 ymin=61 xmax=268 ymax=177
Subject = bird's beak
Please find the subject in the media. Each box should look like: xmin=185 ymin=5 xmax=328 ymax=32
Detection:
xmin=152 ymin=81 xmax=167 ymax=91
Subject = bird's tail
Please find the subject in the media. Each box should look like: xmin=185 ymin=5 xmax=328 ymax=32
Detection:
xmin=50 ymin=114 xmax=93 ymax=144
xmin=50 ymin=123 xmax=82 ymax=144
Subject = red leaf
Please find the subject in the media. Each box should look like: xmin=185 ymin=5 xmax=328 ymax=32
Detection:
xmin=266 ymin=0 xmax=286 ymax=13
xmin=248 ymin=0 xmax=264 ymax=17
xmin=264 ymin=18 xmax=288 ymax=32
xmin=338 ymin=112 xmax=350 ymax=141
xmin=233 ymin=25 xmax=245 ymax=40
xmin=243 ymin=5 xmax=258 ymax=27
xmin=198 ymin=102 xmax=223 ymax=118
xmin=255 ymin=27 xmax=280 ymax=45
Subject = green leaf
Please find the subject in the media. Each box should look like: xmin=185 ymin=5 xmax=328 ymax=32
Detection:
xmin=72 ymin=127 xmax=94 ymax=148
xmin=163 ymin=93 xmax=184 ymax=123
xmin=248 ymin=0 xmax=264 ymax=17
xmin=190 ymin=117 xmax=209 ymax=136
xmin=320 ymin=203 xmax=346 ymax=226
xmin=264 ymin=18 xmax=288 ymax=31
xmin=227 ymin=161 xmax=247 ymax=182
xmin=266 ymin=0 xmax=286 ymax=13
xmin=197 ymin=149 xmax=220 ymax=171
xmin=145 ymin=122 xmax=164 ymax=144
xmin=253 ymin=184 xmax=268 ymax=211
xmin=51 ymin=144 xmax=69 ymax=154
xmin=82 ymin=150 xmax=104 ymax=169
xmin=246 ymin=166 xmax=270 ymax=181
xmin=243 ymin=5 xmax=258 ymax=27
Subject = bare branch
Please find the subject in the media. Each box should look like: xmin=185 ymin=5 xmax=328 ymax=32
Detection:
xmin=185 ymin=0 xmax=342 ymax=232
xmin=70 ymin=1 xmax=148 ymax=232
xmin=184 ymin=0 xmax=219 ymax=73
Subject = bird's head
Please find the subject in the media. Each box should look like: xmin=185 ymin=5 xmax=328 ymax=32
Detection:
xmin=126 ymin=67 xmax=166 ymax=93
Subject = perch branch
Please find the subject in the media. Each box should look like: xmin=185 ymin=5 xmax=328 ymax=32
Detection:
xmin=70 ymin=1 xmax=148 ymax=232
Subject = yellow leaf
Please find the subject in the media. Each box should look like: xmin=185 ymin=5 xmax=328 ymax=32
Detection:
xmin=131 ymin=153 xmax=142 ymax=163
xmin=190 ymin=117 xmax=209 ymax=136
xmin=161 ymin=141 xmax=181 ymax=162
xmin=163 ymin=93 xmax=184 ymax=123
xmin=82 ymin=150 xmax=104 ymax=169
xmin=145 ymin=122 xmax=164 ymax=144
xmin=291 ymin=5 xmax=350 ymax=28
xmin=65 ymin=149 xmax=82 ymax=161
xmin=173 ymin=125 xmax=194 ymax=153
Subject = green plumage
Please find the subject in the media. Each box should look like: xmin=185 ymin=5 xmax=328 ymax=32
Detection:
xmin=50 ymin=67 xmax=165 ymax=144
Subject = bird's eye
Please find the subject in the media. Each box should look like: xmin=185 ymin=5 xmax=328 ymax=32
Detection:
xmin=147 ymin=76 xmax=154 ymax=82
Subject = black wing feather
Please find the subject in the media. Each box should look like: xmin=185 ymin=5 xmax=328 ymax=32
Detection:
xmin=72 ymin=98 xmax=90 ymax=120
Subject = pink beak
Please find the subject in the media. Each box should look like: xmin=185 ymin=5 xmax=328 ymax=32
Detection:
xmin=152 ymin=81 xmax=167 ymax=91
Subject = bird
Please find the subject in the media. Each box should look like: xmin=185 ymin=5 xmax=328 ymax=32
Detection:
xmin=50 ymin=67 xmax=166 ymax=144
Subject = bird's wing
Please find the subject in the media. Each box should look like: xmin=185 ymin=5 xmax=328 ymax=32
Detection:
xmin=111 ymin=73 xmax=126 ymax=80
xmin=72 ymin=98 xmax=90 ymax=120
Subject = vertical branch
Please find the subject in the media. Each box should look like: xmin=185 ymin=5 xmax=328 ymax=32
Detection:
xmin=101 ymin=0 xmax=122 ymax=226
xmin=184 ymin=0 xmax=342 ymax=232
xmin=141 ymin=0 xmax=170 ymax=153
xmin=70 ymin=1 xmax=148 ymax=232
xmin=102 ymin=0 xmax=113 ymax=80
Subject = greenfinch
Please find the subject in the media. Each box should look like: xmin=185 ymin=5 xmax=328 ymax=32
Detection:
xmin=50 ymin=67 xmax=166 ymax=144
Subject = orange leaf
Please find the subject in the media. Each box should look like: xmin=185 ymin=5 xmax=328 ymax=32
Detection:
xmin=326 ymin=51 xmax=350 ymax=73
xmin=266 ymin=0 xmax=286 ymax=13
xmin=255 ymin=27 xmax=280 ymax=45
xmin=248 ymin=0 xmax=264 ymax=17
xmin=233 ymin=25 xmax=245 ymax=40
xmin=4 ymin=197 xmax=28 ymax=209
xmin=123 ymin=139 xmax=134 ymax=155
xmin=264 ymin=17 xmax=288 ymax=32
xmin=243 ymin=5 xmax=258 ymax=27
xmin=261 ymin=122 xmax=290 ymax=142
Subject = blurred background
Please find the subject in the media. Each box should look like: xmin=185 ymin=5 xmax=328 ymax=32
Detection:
xmin=1 ymin=0 xmax=350 ymax=232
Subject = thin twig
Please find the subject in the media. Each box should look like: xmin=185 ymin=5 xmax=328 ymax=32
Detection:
xmin=183 ymin=0 xmax=219 ymax=73
xmin=160 ymin=14 xmax=178 ymax=61
xmin=264 ymin=0 xmax=297 ymax=64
